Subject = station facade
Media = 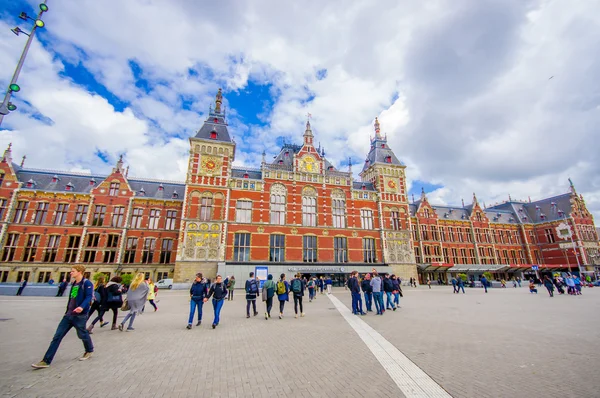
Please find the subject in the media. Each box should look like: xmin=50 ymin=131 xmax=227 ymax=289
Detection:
xmin=0 ymin=90 xmax=598 ymax=286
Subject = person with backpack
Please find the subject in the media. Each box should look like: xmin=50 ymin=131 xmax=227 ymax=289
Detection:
xmin=245 ymin=272 xmax=260 ymax=318
xmin=307 ymin=277 xmax=316 ymax=302
xmin=262 ymin=274 xmax=276 ymax=319
xmin=87 ymin=276 xmax=109 ymax=334
xmin=290 ymin=273 xmax=306 ymax=318
xmin=187 ymin=273 xmax=209 ymax=329
xmin=146 ymin=278 xmax=158 ymax=311
xmin=31 ymin=265 xmax=94 ymax=369
xmin=361 ymin=273 xmax=373 ymax=312
xmin=87 ymin=276 xmax=106 ymax=330
xmin=104 ymin=276 xmax=123 ymax=330
xmin=276 ymin=273 xmax=290 ymax=319
xmin=205 ymin=275 xmax=228 ymax=329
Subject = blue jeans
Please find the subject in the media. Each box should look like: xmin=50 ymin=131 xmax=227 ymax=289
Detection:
xmin=212 ymin=298 xmax=224 ymax=325
xmin=373 ymin=292 xmax=384 ymax=314
xmin=308 ymin=288 xmax=315 ymax=300
xmin=385 ymin=292 xmax=396 ymax=309
xmin=188 ymin=299 xmax=204 ymax=324
xmin=457 ymin=285 xmax=465 ymax=293
xmin=393 ymin=292 xmax=400 ymax=306
xmin=364 ymin=292 xmax=373 ymax=311
xmin=351 ymin=292 xmax=361 ymax=314
xmin=43 ymin=315 xmax=93 ymax=364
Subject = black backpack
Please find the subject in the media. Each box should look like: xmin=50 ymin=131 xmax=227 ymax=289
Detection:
xmin=249 ymin=279 xmax=258 ymax=294
xmin=291 ymin=279 xmax=302 ymax=293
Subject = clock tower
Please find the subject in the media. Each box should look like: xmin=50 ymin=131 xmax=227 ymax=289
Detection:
xmin=174 ymin=89 xmax=236 ymax=282
xmin=359 ymin=118 xmax=417 ymax=281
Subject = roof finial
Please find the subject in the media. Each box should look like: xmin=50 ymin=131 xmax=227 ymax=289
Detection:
xmin=214 ymin=88 xmax=223 ymax=114
xmin=348 ymin=157 xmax=352 ymax=173
xmin=374 ymin=117 xmax=382 ymax=139
xmin=20 ymin=155 xmax=26 ymax=168
xmin=461 ymin=198 xmax=465 ymax=208
xmin=568 ymin=177 xmax=576 ymax=194
xmin=412 ymin=193 xmax=415 ymax=204
xmin=472 ymin=192 xmax=478 ymax=205
xmin=116 ymin=154 xmax=124 ymax=172
xmin=420 ymin=187 xmax=427 ymax=201
xmin=261 ymin=150 xmax=266 ymax=164
xmin=125 ymin=166 xmax=129 ymax=177
xmin=508 ymin=193 xmax=512 ymax=201
xmin=2 ymin=143 xmax=12 ymax=163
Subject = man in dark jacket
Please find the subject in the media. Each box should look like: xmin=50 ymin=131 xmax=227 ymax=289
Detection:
xmin=290 ymin=273 xmax=306 ymax=318
xmin=245 ymin=272 xmax=260 ymax=318
xmin=32 ymin=265 xmax=94 ymax=369
xmin=56 ymin=278 xmax=68 ymax=297
xmin=16 ymin=279 xmax=27 ymax=296
xmin=349 ymin=271 xmax=365 ymax=315
xmin=205 ymin=275 xmax=228 ymax=329
xmin=187 ymin=273 xmax=208 ymax=329
xmin=383 ymin=274 xmax=397 ymax=311
xmin=361 ymin=273 xmax=373 ymax=312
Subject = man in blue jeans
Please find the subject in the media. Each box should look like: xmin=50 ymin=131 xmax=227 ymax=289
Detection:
xmin=361 ymin=273 xmax=373 ymax=312
xmin=205 ymin=275 xmax=228 ymax=329
xmin=32 ymin=265 xmax=94 ymax=369
xmin=370 ymin=272 xmax=385 ymax=315
xmin=348 ymin=271 xmax=365 ymax=315
xmin=383 ymin=273 xmax=397 ymax=311
xmin=187 ymin=273 xmax=208 ymax=329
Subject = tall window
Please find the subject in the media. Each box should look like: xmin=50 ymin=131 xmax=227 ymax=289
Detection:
xmin=159 ymin=239 xmax=174 ymax=264
xmin=270 ymin=195 xmax=286 ymax=225
xmin=334 ymin=237 xmax=348 ymax=263
xmin=23 ymin=234 xmax=40 ymax=262
xmin=360 ymin=209 xmax=374 ymax=230
xmin=544 ymin=228 xmax=555 ymax=243
xmin=303 ymin=235 xmax=317 ymax=263
xmin=233 ymin=233 xmax=251 ymax=261
xmin=109 ymin=182 xmax=120 ymax=196
xmin=141 ymin=238 xmax=156 ymax=263
xmin=391 ymin=211 xmax=401 ymax=230
xmin=0 ymin=199 xmax=7 ymax=221
xmin=54 ymin=203 xmax=69 ymax=225
xmin=302 ymin=196 xmax=317 ymax=226
xmin=130 ymin=208 xmax=143 ymax=228
xmin=363 ymin=238 xmax=376 ymax=263
xmin=111 ymin=206 xmax=125 ymax=227
xmin=92 ymin=205 xmax=106 ymax=226
xmin=269 ymin=234 xmax=285 ymax=262
xmin=43 ymin=235 xmax=60 ymax=262
xmin=83 ymin=233 xmax=100 ymax=263
xmin=34 ymin=202 xmax=49 ymax=225
xmin=65 ymin=236 xmax=81 ymax=263
xmin=420 ymin=225 xmax=429 ymax=240
xmin=2 ymin=233 xmax=19 ymax=262
xmin=200 ymin=197 xmax=212 ymax=221
xmin=13 ymin=201 xmax=28 ymax=223
xmin=149 ymin=210 xmax=160 ymax=229
xmin=103 ymin=235 xmax=119 ymax=263
xmin=123 ymin=237 xmax=138 ymax=263
xmin=235 ymin=200 xmax=252 ymax=223
xmin=332 ymin=199 xmax=346 ymax=228
xmin=165 ymin=210 xmax=177 ymax=230
xmin=74 ymin=205 xmax=88 ymax=225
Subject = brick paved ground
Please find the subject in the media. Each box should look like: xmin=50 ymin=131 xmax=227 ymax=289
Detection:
xmin=1 ymin=285 xmax=599 ymax=398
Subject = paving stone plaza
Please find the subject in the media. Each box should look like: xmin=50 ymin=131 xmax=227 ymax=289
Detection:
xmin=1 ymin=286 xmax=599 ymax=398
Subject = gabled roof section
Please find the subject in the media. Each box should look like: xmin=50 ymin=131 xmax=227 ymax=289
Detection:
xmin=352 ymin=181 xmax=376 ymax=191
xmin=194 ymin=89 xmax=233 ymax=144
xmin=361 ymin=118 xmax=404 ymax=173
xmin=272 ymin=143 xmax=301 ymax=167
xmin=231 ymin=168 xmax=262 ymax=180
xmin=486 ymin=191 xmax=573 ymax=224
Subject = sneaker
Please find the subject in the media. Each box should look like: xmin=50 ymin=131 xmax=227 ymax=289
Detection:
xmin=246 ymin=315 xmax=250 ymax=318
xmin=126 ymin=327 xmax=135 ymax=331
xmin=86 ymin=325 xmax=93 ymax=334
xmin=111 ymin=324 xmax=117 ymax=330
xmin=212 ymin=324 xmax=216 ymax=329
xmin=100 ymin=322 xmax=109 ymax=328
xmin=393 ymin=307 xmax=397 ymax=312
xmin=300 ymin=313 xmax=305 ymax=317
xmin=279 ymin=313 xmax=282 ymax=319
xmin=118 ymin=324 xmax=123 ymax=332
xmin=265 ymin=312 xmax=268 ymax=320
xmin=186 ymin=324 xmax=192 ymax=330
xmin=196 ymin=321 xmax=201 ymax=326
xmin=31 ymin=361 xmax=49 ymax=369
xmin=254 ymin=312 xmax=258 ymax=316
xmin=295 ymin=314 xmax=298 ymax=319
xmin=79 ymin=352 xmax=93 ymax=361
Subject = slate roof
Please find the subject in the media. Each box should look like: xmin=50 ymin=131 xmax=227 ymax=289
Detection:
xmin=352 ymin=181 xmax=376 ymax=191
xmin=231 ymin=168 xmax=262 ymax=180
xmin=361 ymin=138 xmax=404 ymax=173
xmin=272 ymin=144 xmax=301 ymax=167
xmin=14 ymin=167 xmax=184 ymax=201
xmin=194 ymin=112 xmax=233 ymax=143
xmin=487 ymin=193 xmax=572 ymax=224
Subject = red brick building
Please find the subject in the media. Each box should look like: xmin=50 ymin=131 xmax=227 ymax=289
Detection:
xmin=0 ymin=90 xmax=598 ymax=286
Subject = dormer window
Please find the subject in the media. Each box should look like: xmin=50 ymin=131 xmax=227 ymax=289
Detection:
xmin=172 ymin=191 xmax=179 ymax=199
xmin=51 ymin=175 xmax=59 ymax=183
xmin=138 ymin=187 xmax=145 ymax=197
xmin=278 ymin=160 xmax=283 ymax=165
xmin=89 ymin=178 xmax=95 ymax=186
xmin=285 ymin=151 xmax=289 ymax=157
xmin=385 ymin=156 xmax=392 ymax=163
xmin=213 ymin=118 xmax=218 ymax=123
xmin=328 ymin=166 xmax=334 ymax=171
xmin=243 ymin=172 xmax=249 ymax=179
xmin=158 ymin=184 xmax=164 ymax=191
xmin=210 ymin=131 xmax=218 ymax=139
xmin=65 ymin=182 xmax=74 ymax=191
xmin=361 ymin=184 xmax=366 ymax=191
xmin=109 ymin=182 xmax=120 ymax=196
xmin=381 ymin=143 xmax=386 ymax=148
xmin=26 ymin=179 xmax=35 ymax=188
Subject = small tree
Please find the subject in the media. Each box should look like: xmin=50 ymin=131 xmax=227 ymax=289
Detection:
xmin=121 ymin=273 xmax=134 ymax=287
xmin=482 ymin=272 xmax=493 ymax=281
xmin=458 ymin=273 xmax=468 ymax=282
xmin=92 ymin=272 xmax=106 ymax=283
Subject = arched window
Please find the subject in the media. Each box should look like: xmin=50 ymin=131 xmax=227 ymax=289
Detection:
xmin=302 ymin=186 xmax=317 ymax=227
xmin=331 ymin=190 xmax=346 ymax=228
xmin=200 ymin=193 xmax=213 ymax=221
xmin=270 ymin=184 xmax=286 ymax=225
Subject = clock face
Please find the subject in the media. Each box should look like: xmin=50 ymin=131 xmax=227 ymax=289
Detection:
xmin=300 ymin=156 xmax=316 ymax=173
xmin=201 ymin=156 xmax=221 ymax=173
xmin=385 ymin=177 xmax=398 ymax=192
xmin=388 ymin=180 xmax=396 ymax=189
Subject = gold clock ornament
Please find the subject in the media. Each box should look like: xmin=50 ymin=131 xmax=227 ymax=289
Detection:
xmin=385 ymin=177 xmax=398 ymax=192
xmin=201 ymin=156 xmax=221 ymax=174
xmin=299 ymin=155 xmax=316 ymax=173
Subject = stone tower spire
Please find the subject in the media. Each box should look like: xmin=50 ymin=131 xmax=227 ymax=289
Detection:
xmin=303 ymin=120 xmax=314 ymax=146
xmin=214 ymin=88 xmax=223 ymax=114
xmin=374 ymin=117 xmax=382 ymax=139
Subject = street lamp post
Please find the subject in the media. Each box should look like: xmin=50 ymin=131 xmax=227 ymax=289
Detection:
xmin=0 ymin=2 xmax=49 ymax=127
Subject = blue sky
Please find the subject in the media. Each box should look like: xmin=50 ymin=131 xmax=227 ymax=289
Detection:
xmin=0 ymin=0 xmax=599 ymax=217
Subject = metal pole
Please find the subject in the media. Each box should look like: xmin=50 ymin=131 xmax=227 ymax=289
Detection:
xmin=0 ymin=1 xmax=48 ymax=127
xmin=565 ymin=213 xmax=583 ymax=276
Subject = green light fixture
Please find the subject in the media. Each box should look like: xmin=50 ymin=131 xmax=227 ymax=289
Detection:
xmin=7 ymin=103 xmax=17 ymax=112
xmin=39 ymin=3 xmax=49 ymax=12
xmin=9 ymin=83 xmax=20 ymax=92
xmin=35 ymin=19 xmax=45 ymax=28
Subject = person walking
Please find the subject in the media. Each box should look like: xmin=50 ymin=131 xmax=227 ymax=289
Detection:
xmin=500 ymin=279 xmax=506 ymax=288
xmin=383 ymin=274 xmax=397 ymax=311
xmin=56 ymin=278 xmax=68 ymax=297
xmin=290 ymin=273 xmax=306 ymax=318
xmin=307 ymin=278 xmax=316 ymax=302
xmin=573 ymin=275 xmax=582 ymax=295
xmin=276 ymin=273 xmax=290 ymax=319
xmin=427 ymin=278 xmax=431 ymax=289
xmin=226 ymin=276 xmax=236 ymax=300
xmin=361 ymin=273 xmax=373 ymax=312
xmin=146 ymin=278 xmax=158 ymax=311
xmin=529 ymin=280 xmax=538 ymax=294
xmin=205 ymin=275 xmax=228 ymax=329
xmin=391 ymin=275 xmax=402 ymax=308
xmin=31 ymin=266 xmax=94 ymax=369
xmin=87 ymin=276 xmax=109 ymax=334
xmin=456 ymin=276 xmax=465 ymax=294
xmin=187 ymin=273 xmax=208 ymax=329
xmin=451 ymin=277 xmax=458 ymax=293
xmin=349 ymin=271 xmax=365 ymax=315
xmin=325 ymin=275 xmax=333 ymax=294
xmin=517 ymin=277 xmax=522 ymax=287
xmin=370 ymin=272 xmax=385 ymax=315
xmin=317 ymin=276 xmax=324 ymax=295
xmin=262 ymin=274 xmax=276 ymax=319
xmin=16 ymin=278 xmax=27 ymax=296
xmin=245 ymin=272 xmax=260 ymax=318
xmin=480 ymin=275 xmax=488 ymax=293
xmin=105 ymin=276 xmax=123 ymax=330
xmin=543 ymin=275 xmax=555 ymax=297
xmin=565 ymin=275 xmax=575 ymax=295
xmin=118 ymin=273 xmax=149 ymax=332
